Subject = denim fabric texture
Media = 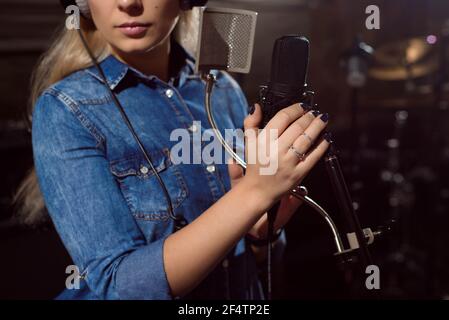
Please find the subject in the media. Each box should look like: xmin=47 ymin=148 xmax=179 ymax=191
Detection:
xmin=32 ymin=38 xmax=267 ymax=300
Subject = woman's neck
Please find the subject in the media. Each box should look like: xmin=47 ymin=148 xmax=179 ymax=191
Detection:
xmin=111 ymin=36 xmax=171 ymax=82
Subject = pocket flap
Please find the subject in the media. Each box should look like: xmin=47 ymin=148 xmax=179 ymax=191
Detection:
xmin=109 ymin=149 xmax=170 ymax=178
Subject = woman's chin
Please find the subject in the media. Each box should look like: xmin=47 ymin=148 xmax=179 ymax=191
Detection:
xmin=112 ymin=35 xmax=162 ymax=54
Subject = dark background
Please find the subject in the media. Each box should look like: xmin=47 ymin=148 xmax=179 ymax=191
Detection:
xmin=1 ymin=0 xmax=449 ymax=299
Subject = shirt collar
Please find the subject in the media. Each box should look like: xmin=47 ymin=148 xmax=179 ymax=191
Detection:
xmin=85 ymin=37 xmax=196 ymax=90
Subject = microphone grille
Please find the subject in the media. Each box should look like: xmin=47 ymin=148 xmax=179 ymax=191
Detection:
xmin=195 ymin=7 xmax=258 ymax=74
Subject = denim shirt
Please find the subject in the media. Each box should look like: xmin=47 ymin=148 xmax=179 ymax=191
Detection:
xmin=31 ymin=39 xmax=267 ymax=300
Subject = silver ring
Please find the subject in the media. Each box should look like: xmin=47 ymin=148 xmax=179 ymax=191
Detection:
xmin=302 ymin=132 xmax=313 ymax=144
xmin=289 ymin=145 xmax=306 ymax=161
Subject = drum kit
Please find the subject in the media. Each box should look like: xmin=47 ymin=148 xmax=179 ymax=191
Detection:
xmin=341 ymin=20 xmax=449 ymax=298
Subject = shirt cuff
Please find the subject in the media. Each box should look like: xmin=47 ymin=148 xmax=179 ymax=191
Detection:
xmin=115 ymin=236 xmax=173 ymax=300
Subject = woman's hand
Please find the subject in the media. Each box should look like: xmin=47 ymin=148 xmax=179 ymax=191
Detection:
xmin=228 ymin=158 xmax=303 ymax=239
xmin=164 ymin=102 xmax=330 ymax=297
xmin=230 ymin=102 xmax=330 ymax=237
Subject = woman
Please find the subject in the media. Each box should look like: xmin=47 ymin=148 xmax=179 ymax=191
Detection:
xmin=15 ymin=0 xmax=330 ymax=299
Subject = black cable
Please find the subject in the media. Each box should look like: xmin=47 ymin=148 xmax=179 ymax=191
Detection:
xmin=266 ymin=201 xmax=280 ymax=300
xmin=76 ymin=29 xmax=187 ymax=231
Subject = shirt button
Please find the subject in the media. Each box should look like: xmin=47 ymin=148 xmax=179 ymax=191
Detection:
xmin=188 ymin=123 xmax=198 ymax=133
xmin=140 ymin=166 xmax=149 ymax=174
xmin=165 ymin=89 xmax=174 ymax=98
xmin=222 ymin=259 xmax=229 ymax=268
xmin=206 ymin=165 xmax=216 ymax=173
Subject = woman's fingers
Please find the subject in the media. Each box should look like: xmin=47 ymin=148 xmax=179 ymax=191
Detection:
xmin=242 ymin=100 xmax=332 ymax=205
xmin=244 ymin=104 xmax=263 ymax=166
xmin=278 ymin=110 xmax=319 ymax=150
xmin=294 ymin=137 xmax=330 ymax=174
xmin=287 ymin=113 xmax=329 ymax=161
xmin=273 ymin=193 xmax=303 ymax=230
xmin=243 ymin=103 xmax=263 ymax=131
xmin=264 ymin=103 xmax=307 ymax=138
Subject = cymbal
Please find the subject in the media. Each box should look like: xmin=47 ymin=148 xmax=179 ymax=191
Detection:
xmin=369 ymin=37 xmax=440 ymax=81
xmin=374 ymin=38 xmax=432 ymax=66
xmin=369 ymin=61 xmax=439 ymax=81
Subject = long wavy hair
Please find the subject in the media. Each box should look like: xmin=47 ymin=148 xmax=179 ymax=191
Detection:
xmin=12 ymin=8 xmax=200 ymax=226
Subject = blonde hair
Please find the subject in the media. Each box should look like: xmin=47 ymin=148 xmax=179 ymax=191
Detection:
xmin=13 ymin=9 xmax=199 ymax=226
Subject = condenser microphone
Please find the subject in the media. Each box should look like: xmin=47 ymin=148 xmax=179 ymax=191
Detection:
xmin=260 ymin=36 xmax=310 ymax=127
xmin=193 ymin=7 xmax=258 ymax=74
xmin=253 ymin=35 xmax=310 ymax=300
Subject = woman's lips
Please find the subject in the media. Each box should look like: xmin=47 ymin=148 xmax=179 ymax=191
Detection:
xmin=117 ymin=23 xmax=151 ymax=37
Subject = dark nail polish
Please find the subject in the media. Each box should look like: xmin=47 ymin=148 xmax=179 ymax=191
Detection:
xmin=312 ymin=110 xmax=321 ymax=117
xmin=324 ymin=131 xmax=333 ymax=143
xmin=302 ymin=102 xmax=313 ymax=111
xmin=320 ymin=113 xmax=329 ymax=123
xmin=248 ymin=104 xmax=255 ymax=115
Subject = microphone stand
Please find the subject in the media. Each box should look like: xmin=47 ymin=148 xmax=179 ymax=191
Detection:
xmin=203 ymin=72 xmax=378 ymax=299
xmin=324 ymin=136 xmax=373 ymax=268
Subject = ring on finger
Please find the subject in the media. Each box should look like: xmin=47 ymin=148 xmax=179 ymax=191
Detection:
xmin=289 ymin=145 xmax=306 ymax=161
xmin=302 ymin=132 xmax=313 ymax=144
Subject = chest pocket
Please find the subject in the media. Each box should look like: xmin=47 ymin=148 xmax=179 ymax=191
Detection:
xmin=109 ymin=148 xmax=188 ymax=221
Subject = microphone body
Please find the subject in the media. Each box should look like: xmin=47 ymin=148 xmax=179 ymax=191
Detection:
xmin=259 ymin=36 xmax=310 ymax=127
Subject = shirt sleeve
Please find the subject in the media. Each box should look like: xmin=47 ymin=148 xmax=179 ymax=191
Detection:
xmin=32 ymin=90 xmax=173 ymax=300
